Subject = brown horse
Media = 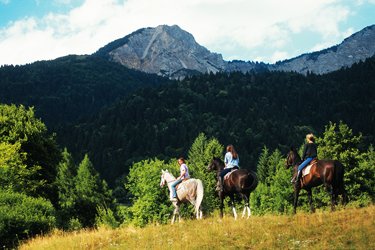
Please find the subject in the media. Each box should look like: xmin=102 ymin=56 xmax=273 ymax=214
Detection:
xmin=207 ymin=157 xmax=258 ymax=219
xmin=286 ymin=147 xmax=348 ymax=213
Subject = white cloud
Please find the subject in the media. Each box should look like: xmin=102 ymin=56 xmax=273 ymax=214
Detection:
xmin=0 ymin=0 xmax=10 ymax=4
xmin=0 ymin=0 xmax=368 ymax=65
xmin=270 ymin=51 xmax=290 ymax=63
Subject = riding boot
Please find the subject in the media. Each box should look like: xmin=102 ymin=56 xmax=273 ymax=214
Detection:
xmin=216 ymin=177 xmax=224 ymax=192
xmin=291 ymin=170 xmax=301 ymax=183
xmin=219 ymin=177 xmax=224 ymax=192
xmin=295 ymin=170 xmax=302 ymax=182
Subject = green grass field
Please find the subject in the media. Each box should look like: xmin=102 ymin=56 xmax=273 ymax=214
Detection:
xmin=21 ymin=205 xmax=375 ymax=249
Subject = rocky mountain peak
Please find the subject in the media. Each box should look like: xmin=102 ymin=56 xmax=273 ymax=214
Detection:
xmin=95 ymin=24 xmax=375 ymax=78
xmin=96 ymin=24 xmax=226 ymax=78
xmin=272 ymin=24 xmax=375 ymax=74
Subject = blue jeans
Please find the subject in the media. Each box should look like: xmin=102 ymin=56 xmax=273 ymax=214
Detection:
xmin=219 ymin=166 xmax=239 ymax=178
xmin=298 ymin=157 xmax=314 ymax=171
xmin=171 ymin=179 xmax=182 ymax=198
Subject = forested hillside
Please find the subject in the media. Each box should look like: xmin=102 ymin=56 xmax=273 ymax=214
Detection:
xmin=0 ymin=55 xmax=170 ymax=127
xmin=60 ymin=57 xmax=375 ymax=185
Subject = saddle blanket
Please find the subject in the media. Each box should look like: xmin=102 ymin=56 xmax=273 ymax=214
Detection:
xmin=224 ymin=169 xmax=238 ymax=180
xmin=302 ymin=164 xmax=313 ymax=177
xmin=170 ymin=179 xmax=194 ymax=199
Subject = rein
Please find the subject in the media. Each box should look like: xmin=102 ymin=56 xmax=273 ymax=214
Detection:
xmin=163 ymin=174 xmax=176 ymax=183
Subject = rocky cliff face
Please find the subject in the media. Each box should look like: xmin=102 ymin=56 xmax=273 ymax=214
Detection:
xmin=96 ymin=25 xmax=226 ymax=78
xmin=272 ymin=25 xmax=375 ymax=74
xmin=95 ymin=24 xmax=375 ymax=78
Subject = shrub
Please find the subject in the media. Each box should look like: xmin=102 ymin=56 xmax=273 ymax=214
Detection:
xmin=0 ymin=190 xmax=56 ymax=248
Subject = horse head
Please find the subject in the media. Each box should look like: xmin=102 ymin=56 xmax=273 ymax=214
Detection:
xmin=160 ymin=169 xmax=176 ymax=188
xmin=160 ymin=169 xmax=168 ymax=187
xmin=207 ymin=157 xmax=225 ymax=172
xmin=286 ymin=147 xmax=301 ymax=168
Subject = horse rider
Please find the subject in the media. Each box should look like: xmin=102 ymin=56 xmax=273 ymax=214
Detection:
xmin=291 ymin=133 xmax=318 ymax=183
xmin=170 ymin=157 xmax=190 ymax=201
xmin=217 ymin=144 xmax=240 ymax=192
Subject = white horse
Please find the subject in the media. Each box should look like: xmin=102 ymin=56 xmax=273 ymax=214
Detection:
xmin=160 ymin=169 xmax=204 ymax=224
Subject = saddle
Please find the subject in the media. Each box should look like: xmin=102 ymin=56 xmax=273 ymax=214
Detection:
xmin=175 ymin=178 xmax=190 ymax=189
xmin=224 ymin=169 xmax=238 ymax=180
xmin=302 ymin=158 xmax=318 ymax=177
xmin=171 ymin=178 xmax=191 ymax=199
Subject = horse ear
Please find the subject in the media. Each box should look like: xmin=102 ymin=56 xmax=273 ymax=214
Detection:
xmin=161 ymin=169 xmax=165 ymax=174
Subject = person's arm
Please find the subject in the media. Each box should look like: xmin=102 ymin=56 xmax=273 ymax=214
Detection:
xmin=178 ymin=165 xmax=186 ymax=179
xmin=302 ymin=144 xmax=308 ymax=160
xmin=224 ymin=152 xmax=232 ymax=167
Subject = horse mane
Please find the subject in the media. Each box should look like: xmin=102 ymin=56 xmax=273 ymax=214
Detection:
xmin=162 ymin=170 xmax=176 ymax=181
xmin=213 ymin=157 xmax=225 ymax=169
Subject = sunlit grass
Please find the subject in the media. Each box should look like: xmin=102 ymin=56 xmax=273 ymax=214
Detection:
xmin=21 ymin=205 xmax=375 ymax=249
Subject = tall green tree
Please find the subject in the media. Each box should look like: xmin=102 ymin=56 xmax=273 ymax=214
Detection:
xmin=0 ymin=104 xmax=60 ymax=200
xmin=251 ymin=149 xmax=293 ymax=214
xmin=187 ymin=133 xmax=223 ymax=214
xmin=317 ymin=121 xmax=373 ymax=204
xmin=75 ymin=154 xmax=112 ymax=227
xmin=55 ymin=148 xmax=77 ymax=228
xmin=0 ymin=142 xmax=42 ymax=194
xmin=125 ymin=158 xmax=174 ymax=226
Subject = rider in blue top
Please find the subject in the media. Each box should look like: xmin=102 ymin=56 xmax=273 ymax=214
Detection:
xmin=170 ymin=157 xmax=190 ymax=201
xmin=217 ymin=144 xmax=239 ymax=192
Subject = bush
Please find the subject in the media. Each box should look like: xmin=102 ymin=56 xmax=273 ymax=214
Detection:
xmin=0 ymin=190 xmax=56 ymax=248
xmin=95 ymin=206 xmax=119 ymax=229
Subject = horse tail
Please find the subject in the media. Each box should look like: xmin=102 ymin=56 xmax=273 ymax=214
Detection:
xmin=195 ymin=179 xmax=204 ymax=213
xmin=246 ymin=170 xmax=258 ymax=192
xmin=333 ymin=160 xmax=346 ymax=196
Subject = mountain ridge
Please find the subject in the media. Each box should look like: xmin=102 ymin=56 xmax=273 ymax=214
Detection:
xmin=95 ymin=24 xmax=375 ymax=78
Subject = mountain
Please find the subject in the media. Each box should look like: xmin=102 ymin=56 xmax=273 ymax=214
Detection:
xmin=95 ymin=24 xmax=375 ymax=77
xmin=95 ymin=25 xmax=227 ymax=79
xmin=272 ymin=25 xmax=375 ymax=74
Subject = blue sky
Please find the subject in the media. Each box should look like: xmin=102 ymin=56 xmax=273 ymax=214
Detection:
xmin=0 ymin=0 xmax=375 ymax=65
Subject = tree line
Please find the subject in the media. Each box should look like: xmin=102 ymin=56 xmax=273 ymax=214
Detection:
xmin=60 ymin=57 xmax=375 ymax=186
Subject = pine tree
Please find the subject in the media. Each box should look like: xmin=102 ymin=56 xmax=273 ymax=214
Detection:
xmin=257 ymin=146 xmax=270 ymax=184
xmin=187 ymin=133 xmax=223 ymax=214
xmin=55 ymin=148 xmax=77 ymax=228
xmin=75 ymin=154 xmax=112 ymax=227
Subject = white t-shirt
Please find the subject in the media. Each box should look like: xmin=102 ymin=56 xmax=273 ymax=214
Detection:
xmin=224 ymin=152 xmax=239 ymax=169
xmin=180 ymin=163 xmax=190 ymax=179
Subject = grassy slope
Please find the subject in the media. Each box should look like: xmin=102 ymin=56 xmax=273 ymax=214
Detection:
xmin=21 ymin=206 xmax=375 ymax=249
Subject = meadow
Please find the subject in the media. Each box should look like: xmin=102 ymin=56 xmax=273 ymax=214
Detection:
xmin=21 ymin=205 xmax=375 ymax=250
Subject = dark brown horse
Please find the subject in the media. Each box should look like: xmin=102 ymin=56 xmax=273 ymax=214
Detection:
xmin=286 ymin=147 xmax=348 ymax=213
xmin=207 ymin=157 xmax=258 ymax=218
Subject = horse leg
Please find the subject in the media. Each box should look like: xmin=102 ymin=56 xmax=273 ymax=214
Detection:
xmin=293 ymin=186 xmax=300 ymax=214
xmin=171 ymin=204 xmax=179 ymax=224
xmin=241 ymin=193 xmax=251 ymax=219
xmin=331 ymin=188 xmax=337 ymax=212
xmin=229 ymin=194 xmax=237 ymax=220
xmin=307 ymin=188 xmax=315 ymax=213
xmin=171 ymin=210 xmax=176 ymax=224
xmin=341 ymin=189 xmax=348 ymax=206
xmin=220 ymin=196 xmax=224 ymax=218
